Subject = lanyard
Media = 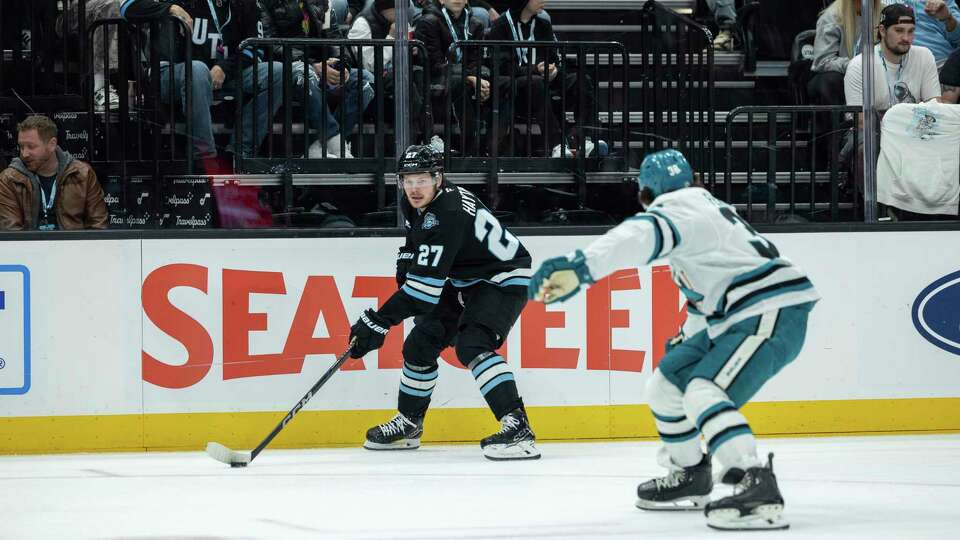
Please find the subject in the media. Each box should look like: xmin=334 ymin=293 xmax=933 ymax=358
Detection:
xmin=39 ymin=176 xmax=57 ymax=229
xmin=206 ymin=0 xmax=232 ymax=46
xmin=505 ymin=11 xmax=536 ymax=66
xmin=877 ymin=44 xmax=906 ymax=107
xmin=442 ymin=7 xmax=471 ymax=63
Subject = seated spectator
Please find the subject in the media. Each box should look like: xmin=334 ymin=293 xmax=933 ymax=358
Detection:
xmin=487 ymin=0 xmax=594 ymax=157
xmin=0 ymin=115 xmax=108 ymax=230
xmin=415 ymin=0 xmax=506 ymax=153
xmin=121 ymin=0 xmax=285 ymax=160
xmin=938 ymin=46 xmax=960 ymax=100
xmin=59 ymin=0 xmax=123 ymax=110
xmin=413 ymin=0 xmax=497 ymax=28
xmin=891 ymin=0 xmax=960 ymax=68
xmin=845 ymin=4 xmax=941 ymax=188
xmin=877 ymin=102 xmax=960 ymax=217
xmin=260 ymin=0 xmax=375 ymax=158
xmin=708 ymin=0 xmax=739 ymax=51
xmin=809 ymin=0 xmax=883 ymax=106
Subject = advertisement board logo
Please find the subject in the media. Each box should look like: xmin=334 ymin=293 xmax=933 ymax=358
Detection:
xmin=912 ymin=270 xmax=960 ymax=356
xmin=0 ymin=265 xmax=30 ymax=394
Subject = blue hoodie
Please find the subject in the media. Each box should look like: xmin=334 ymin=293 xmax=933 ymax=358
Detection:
xmin=893 ymin=0 xmax=960 ymax=65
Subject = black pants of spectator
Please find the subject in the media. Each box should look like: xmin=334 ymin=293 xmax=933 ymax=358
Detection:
xmin=510 ymin=73 xmax=564 ymax=156
xmin=447 ymin=69 xmax=514 ymax=156
xmin=806 ymin=71 xmax=845 ymax=106
xmin=549 ymin=69 xmax=596 ymax=143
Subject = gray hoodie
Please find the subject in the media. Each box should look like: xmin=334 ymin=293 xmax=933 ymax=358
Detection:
xmin=9 ymin=147 xmax=75 ymax=229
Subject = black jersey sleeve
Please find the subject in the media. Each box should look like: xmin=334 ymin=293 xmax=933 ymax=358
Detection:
xmin=376 ymin=206 xmax=466 ymax=325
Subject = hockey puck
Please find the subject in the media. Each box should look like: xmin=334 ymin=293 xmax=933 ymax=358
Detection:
xmin=231 ymin=462 xmax=248 ymax=468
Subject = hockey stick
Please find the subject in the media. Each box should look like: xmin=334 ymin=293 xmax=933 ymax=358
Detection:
xmin=206 ymin=338 xmax=356 ymax=467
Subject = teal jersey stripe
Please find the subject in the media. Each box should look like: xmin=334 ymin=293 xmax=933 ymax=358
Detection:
xmin=626 ymin=214 xmax=664 ymax=263
xmin=647 ymin=209 xmax=682 ymax=248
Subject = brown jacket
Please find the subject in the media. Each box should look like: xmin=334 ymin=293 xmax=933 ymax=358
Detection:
xmin=0 ymin=148 xmax=108 ymax=230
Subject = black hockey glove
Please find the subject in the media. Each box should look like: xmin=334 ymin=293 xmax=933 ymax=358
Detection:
xmin=349 ymin=309 xmax=391 ymax=358
xmin=396 ymin=247 xmax=416 ymax=288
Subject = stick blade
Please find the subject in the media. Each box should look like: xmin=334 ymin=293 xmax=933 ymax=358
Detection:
xmin=205 ymin=442 xmax=252 ymax=467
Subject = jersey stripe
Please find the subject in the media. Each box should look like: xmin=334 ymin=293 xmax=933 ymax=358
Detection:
xmin=708 ymin=278 xmax=813 ymax=324
xmin=406 ymin=273 xmax=446 ymax=287
xmin=647 ymin=208 xmax=682 ymax=249
xmin=401 ymin=283 xmax=440 ymax=304
xmin=626 ymin=215 xmax=664 ymax=263
xmin=403 ymin=278 xmax=444 ymax=297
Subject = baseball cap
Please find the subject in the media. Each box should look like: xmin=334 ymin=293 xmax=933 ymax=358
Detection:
xmin=880 ymin=3 xmax=916 ymax=28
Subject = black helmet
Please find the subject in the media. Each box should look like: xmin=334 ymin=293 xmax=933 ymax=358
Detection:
xmin=397 ymin=144 xmax=443 ymax=176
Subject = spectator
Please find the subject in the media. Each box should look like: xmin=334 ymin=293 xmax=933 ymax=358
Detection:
xmin=0 ymin=115 xmax=108 ymax=230
xmin=348 ymin=0 xmax=404 ymax=74
xmin=845 ymin=3 xmax=940 ymax=117
xmin=708 ymin=0 xmax=739 ymax=51
xmin=485 ymin=0 xmax=576 ymax=157
xmin=845 ymin=3 xmax=940 ymax=190
xmin=59 ymin=0 xmax=123 ymax=111
xmin=890 ymin=0 xmax=960 ymax=67
xmin=415 ymin=0 xmax=505 ymax=153
xmin=809 ymin=0 xmax=884 ymax=106
xmin=260 ymin=0 xmax=375 ymax=158
xmin=120 ymin=0 xmax=285 ymax=159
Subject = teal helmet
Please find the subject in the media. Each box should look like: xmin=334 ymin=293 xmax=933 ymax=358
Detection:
xmin=638 ymin=149 xmax=694 ymax=200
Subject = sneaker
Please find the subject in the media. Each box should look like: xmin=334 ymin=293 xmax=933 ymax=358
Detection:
xmin=551 ymin=143 xmax=574 ymax=158
xmin=325 ymin=134 xmax=355 ymax=159
xmin=581 ymin=138 xmax=595 ymax=157
xmin=363 ymin=412 xmax=423 ymax=450
xmin=636 ymin=454 xmax=713 ymax=511
xmin=480 ymin=407 xmax=540 ymax=461
xmin=93 ymin=85 xmax=120 ymax=112
xmin=308 ymin=139 xmax=337 ymax=159
xmin=705 ymin=453 xmax=789 ymax=531
xmin=713 ymin=29 xmax=738 ymax=51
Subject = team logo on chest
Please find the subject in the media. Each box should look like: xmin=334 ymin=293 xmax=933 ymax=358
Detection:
xmin=422 ymin=212 xmax=439 ymax=230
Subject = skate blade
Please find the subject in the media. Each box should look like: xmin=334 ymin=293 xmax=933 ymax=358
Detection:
xmin=482 ymin=440 xmax=541 ymax=461
xmin=635 ymin=495 xmax=709 ymax=511
xmin=706 ymin=504 xmax=789 ymax=530
xmin=363 ymin=439 xmax=421 ymax=451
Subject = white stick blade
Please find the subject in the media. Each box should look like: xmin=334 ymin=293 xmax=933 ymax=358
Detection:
xmin=205 ymin=442 xmax=252 ymax=467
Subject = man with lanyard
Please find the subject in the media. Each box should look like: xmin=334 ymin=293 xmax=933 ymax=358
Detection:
xmin=844 ymin=3 xmax=940 ymax=191
xmin=0 ymin=115 xmax=108 ymax=230
xmin=415 ymin=0 xmax=508 ymax=155
xmin=486 ymin=0 xmax=599 ymax=157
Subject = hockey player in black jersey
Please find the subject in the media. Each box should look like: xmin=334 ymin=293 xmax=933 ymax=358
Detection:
xmin=348 ymin=144 xmax=539 ymax=461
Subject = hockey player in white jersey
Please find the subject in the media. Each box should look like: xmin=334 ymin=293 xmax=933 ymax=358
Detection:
xmin=528 ymin=149 xmax=819 ymax=531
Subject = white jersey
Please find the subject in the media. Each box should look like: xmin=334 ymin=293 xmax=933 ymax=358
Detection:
xmin=583 ymin=187 xmax=820 ymax=338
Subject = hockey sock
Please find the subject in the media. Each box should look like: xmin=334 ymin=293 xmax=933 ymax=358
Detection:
xmin=683 ymin=378 xmax=761 ymax=474
xmin=647 ymin=371 xmax=703 ymax=467
xmin=397 ymin=362 xmax=438 ymax=418
xmin=468 ymin=352 xmax=522 ymax=419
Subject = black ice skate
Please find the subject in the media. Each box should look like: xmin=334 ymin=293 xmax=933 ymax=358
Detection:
xmin=705 ymin=453 xmax=789 ymax=531
xmin=363 ymin=412 xmax=423 ymax=450
xmin=635 ymin=454 xmax=713 ymax=510
xmin=480 ymin=408 xmax=540 ymax=461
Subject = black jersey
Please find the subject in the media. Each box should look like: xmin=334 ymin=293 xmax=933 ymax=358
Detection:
xmin=377 ymin=182 xmax=532 ymax=325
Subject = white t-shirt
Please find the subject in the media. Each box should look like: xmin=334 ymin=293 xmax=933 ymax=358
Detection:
xmin=877 ymin=102 xmax=960 ymax=215
xmin=844 ymin=45 xmax=941 ymax=110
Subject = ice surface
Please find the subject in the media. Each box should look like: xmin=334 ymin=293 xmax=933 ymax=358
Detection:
xmin=1 ymin=435 xmax=958 ymax=539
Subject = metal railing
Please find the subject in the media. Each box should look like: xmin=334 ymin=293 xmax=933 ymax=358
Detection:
xmin=723 ymin=105 xmax=862 ymax=223
xmin=444 ymin=39 xmax=628 ymax=207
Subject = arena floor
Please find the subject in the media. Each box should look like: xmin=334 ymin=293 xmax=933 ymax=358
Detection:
xmin=2 ymin=435 xmax=958 ymax=539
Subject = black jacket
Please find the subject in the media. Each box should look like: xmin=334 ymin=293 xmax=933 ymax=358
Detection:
xmin=121 ymin=0 xmax=262 ymax=76
xmin=485 ymin=9 xmax=558 ymax=74
xmin=414 ymin=6 xmax=484 ymax=78
xmin=377 ymin=181 xmax=531 ymax=325
xmin=259 ymin=0 xmax=354 ymax=63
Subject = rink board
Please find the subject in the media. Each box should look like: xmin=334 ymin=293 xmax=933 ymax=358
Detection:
xmin=0 ymin=232 xmax=958 ymax=453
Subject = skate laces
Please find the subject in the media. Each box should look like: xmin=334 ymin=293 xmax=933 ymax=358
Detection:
xmin=654 ymin=470 xmax=686 ymax=490
xmin=379 ymin=414 xmax=413 ymax=436
xmin=496 ymin=413 xmax=521 ymax=434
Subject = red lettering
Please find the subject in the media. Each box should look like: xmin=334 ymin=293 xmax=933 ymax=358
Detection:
xmin=284 ymin=276 xmax=356 ymax=371
xmin=141 ymin=264 xmax=214 ymax=389
xmin=352 ymin=276 xmax=404 ymax=370
xmin=222 ymin=269 xmax=288 ymax=379
xmin=651 ymin=265 xmax=687 ymax=369
xmin=520 ymin=300 xmax=579 ymax=369
xmin=586 ymin=269 xmax=645 ymax=372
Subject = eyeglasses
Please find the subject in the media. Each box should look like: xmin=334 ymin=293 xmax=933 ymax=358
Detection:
xmin=400 ymin=175 xmax=438 ymax=188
